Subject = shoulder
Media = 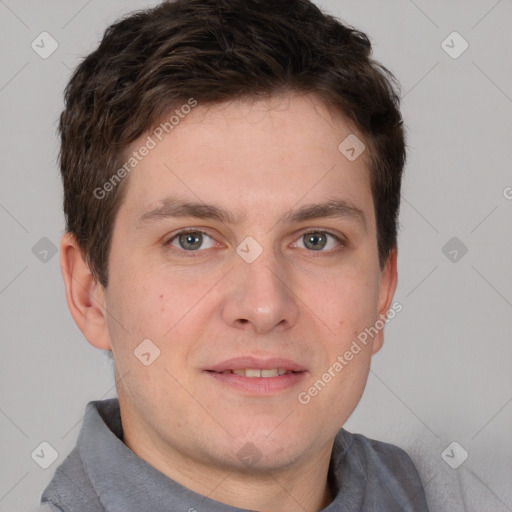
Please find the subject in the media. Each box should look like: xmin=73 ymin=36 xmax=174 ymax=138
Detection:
xmin=40 ymin=447 xmax=104 ymax=512
xmin=342 ymin=429 xmax=420 ymax=471
xmin=333 ymin=429 xmax=430 ymax=511
xmin=36 ymin=504 xmax=64 ymax=512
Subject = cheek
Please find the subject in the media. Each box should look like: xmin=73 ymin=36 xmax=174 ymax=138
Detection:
xmin=106 ymin=273 xmax=213 ymax=379
xmin=320 ymin=269 xmax=380 ymax=335
xmin=104 ymin=276 xmax=165 ymax=357
xmin=105 ymin=283 xmax=180 ymax=402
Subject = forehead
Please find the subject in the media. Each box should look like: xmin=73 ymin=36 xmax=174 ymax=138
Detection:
xmin=118 ymin=93 xmax=374 ymax=226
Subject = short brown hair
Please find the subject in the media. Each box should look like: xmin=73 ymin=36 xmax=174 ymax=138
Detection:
xmin=60 ymin=0 xmax=406 ymax=287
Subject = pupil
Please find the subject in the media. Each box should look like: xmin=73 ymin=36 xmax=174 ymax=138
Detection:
xmin=305 ymin=233 xmax=326 ymax=250
xmin=180 ymin=232 xmax=202 ymax=250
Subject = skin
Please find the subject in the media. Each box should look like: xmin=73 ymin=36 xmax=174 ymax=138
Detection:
xmin=61 ymin=93 xmax=397 ymax=512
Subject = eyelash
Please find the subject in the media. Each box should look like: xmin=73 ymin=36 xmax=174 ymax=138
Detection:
xmin=164 ymin=228 xmax=346 ymax=257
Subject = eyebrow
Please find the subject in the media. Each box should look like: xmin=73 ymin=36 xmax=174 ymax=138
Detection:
xmin=136 ymin=197 xmax=367 ymax=230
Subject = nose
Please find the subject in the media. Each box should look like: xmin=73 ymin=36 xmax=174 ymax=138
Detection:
xmin=221 ymin=249 xmax=300 ymax=334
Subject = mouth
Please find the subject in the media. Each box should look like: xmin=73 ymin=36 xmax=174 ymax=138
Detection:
xmin=204 ymin=356 xmax=307 ymax=394
xmin=212 ymin=368 xmax=297 ymax=377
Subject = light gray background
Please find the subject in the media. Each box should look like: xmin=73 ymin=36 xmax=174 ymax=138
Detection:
xmin=1 ymin=1 xmax=511 ymax=511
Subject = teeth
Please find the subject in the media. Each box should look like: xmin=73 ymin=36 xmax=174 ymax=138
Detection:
xmin=227 ymin=369 xmax=291 ymax=378
xmin=245 ymin=369 xmax=262 ymax=378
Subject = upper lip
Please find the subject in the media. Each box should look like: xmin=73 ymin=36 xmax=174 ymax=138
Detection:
xmin=206 ymin=356 xmax=307 ymax=373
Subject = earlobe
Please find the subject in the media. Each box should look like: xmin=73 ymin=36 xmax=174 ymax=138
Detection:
xmin=60 ymin=232 xmax=112 ymax=350
xmin=371 ymin=248 xmax=398 ymax=355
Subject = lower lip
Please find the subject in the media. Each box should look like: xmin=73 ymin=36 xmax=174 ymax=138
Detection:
xmin=205 ymin=371 xmax=307 ymax=395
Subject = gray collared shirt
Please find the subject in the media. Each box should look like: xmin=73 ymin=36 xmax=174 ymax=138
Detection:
xmin=41 ymin=399 xmax=429 ymax=511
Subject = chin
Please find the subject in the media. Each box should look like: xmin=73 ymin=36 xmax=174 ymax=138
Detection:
xmin=218 ymin=429 xmax=312 ymax=471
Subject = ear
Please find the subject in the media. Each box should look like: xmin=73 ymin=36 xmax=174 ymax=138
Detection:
xmin=371 ymin=247 xmax=398 ymax=355
xmin=60 ymin=232 xmax=112 ymax=350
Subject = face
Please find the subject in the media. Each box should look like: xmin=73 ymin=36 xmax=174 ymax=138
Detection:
xmin=91 ymin=94 xmax=396 ymax=474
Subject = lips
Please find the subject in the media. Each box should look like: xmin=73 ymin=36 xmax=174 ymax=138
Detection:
xmin=204 ymin=356 xmax=308 ymax=394
xmin=206 ymin=356 xmax=307 ymax=375
xmin=220 ymin=368 xmax=292 ymax=377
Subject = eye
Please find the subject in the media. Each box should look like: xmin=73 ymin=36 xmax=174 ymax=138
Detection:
xmin=166 ymin=230 xmax=217 ymax=252
xmin=293 ymin=231 xmax=344 ymax=252
xmin=164 ymin=229 xmax=345 ymax=256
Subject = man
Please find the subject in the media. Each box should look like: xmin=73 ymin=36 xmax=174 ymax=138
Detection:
xmin=41 ymin=0 xmax=429 ymax=510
